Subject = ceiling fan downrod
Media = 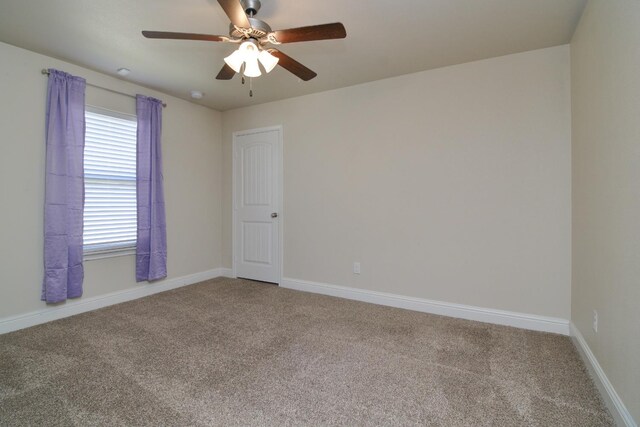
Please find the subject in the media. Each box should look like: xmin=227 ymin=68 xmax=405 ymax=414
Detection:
xmin=241 ymin=0 xmax=261 ymax=17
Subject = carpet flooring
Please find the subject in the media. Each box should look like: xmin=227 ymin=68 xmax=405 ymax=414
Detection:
xmin=1 ymin=278 xmax=612 ymax=426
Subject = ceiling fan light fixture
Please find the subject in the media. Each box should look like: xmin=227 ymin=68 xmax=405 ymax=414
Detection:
xmin=225 ymin=40 xmax=264 ymax=76
xmin=258 ymin=49 xmax=279 ymax=73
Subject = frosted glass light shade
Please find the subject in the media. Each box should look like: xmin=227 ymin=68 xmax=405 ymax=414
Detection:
xmin=224 ymin=49 xmax=244 ymax=73
xmin=258 ymin=50 xmax=279 ymax=73
xmin=243 ymin=57 xmax=262 ymax=77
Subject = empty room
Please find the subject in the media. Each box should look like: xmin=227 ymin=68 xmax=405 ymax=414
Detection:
xmin=0 ymin=0 xmax=638 ymax=425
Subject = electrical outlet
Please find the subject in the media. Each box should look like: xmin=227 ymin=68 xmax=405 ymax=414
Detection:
xmin=353 ymin=262 xmax=361 ymax=274
xmin=593 ymin=310 xmax=598 ymax=333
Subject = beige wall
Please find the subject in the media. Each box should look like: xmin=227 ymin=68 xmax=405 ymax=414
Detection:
xmin=571 ymin=0 xmax=640 ymax=421
xmin=223 ymin=45 xmax=572 ymax=319
xmin=0 ymin=42 xmax=223 ymax=319
xmin=0 ymin=43 xmax=573 ymax=324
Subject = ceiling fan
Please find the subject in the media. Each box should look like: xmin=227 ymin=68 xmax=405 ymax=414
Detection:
xmin=142 ymin=0 xmax=346 ymax=82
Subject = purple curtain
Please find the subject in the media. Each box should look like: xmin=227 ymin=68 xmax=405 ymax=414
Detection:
xmin=136 ymin=95 xmax=167 ymax=282
xmin=42 ymin=69 xmax=86 ymax=303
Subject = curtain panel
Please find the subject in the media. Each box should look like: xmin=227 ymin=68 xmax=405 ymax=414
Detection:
xmin=136 ymin=95 xmax=167 ymax=282
xmin=42 ymin=69 xmax=86 ymax=303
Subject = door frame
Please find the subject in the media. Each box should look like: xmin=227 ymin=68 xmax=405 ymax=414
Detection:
xmin=232 ymin=125 xmax=284 ymax=284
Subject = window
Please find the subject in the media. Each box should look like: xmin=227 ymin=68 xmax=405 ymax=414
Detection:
xmin=83 ymin=107 xmax=137 ymax=257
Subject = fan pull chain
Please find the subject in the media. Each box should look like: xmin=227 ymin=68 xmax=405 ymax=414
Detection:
xmin=237 ymin=59 xmax=253 ymax=97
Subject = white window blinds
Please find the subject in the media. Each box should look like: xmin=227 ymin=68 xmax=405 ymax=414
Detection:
xmin=83 ymin=108 xmax=137 ymax=254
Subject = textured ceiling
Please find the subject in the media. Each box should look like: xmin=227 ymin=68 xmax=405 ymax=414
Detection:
xmin=0 ymin=0 xmax=586 ymax=111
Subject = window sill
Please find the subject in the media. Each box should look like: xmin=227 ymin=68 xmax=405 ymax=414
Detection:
xmin=83 ymin=247 xmax=135 ymax=261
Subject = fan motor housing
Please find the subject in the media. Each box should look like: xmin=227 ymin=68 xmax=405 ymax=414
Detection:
xmin=229 ymin=17 xmax=271 ymax=39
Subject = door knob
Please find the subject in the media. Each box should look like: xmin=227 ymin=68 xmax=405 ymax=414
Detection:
xmin=271 ymin=212 xmax=278 ymax=218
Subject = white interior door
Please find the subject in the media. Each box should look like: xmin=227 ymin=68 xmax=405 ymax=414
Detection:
xmin=233 ymin=127 xmax=281 ymax=284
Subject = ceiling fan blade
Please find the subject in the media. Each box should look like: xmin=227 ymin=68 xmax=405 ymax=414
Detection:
xmin=268 ymin=49 xmax=317 ymax=81
xmin=216 ymin=63 xmax=236 ymax=80
xmin=142 ymin=31 xmax=228 ymax=42
xmin=217 ymin=0 xmax=251 ymax=29
xmin=271 ymin=23 xmax=346 ymax=44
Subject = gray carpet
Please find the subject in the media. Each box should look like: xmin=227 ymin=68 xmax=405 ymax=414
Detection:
xmin=0 ymin=278 xmax=612 ymax=426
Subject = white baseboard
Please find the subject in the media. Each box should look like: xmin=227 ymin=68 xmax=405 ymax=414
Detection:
xmin=570 ymin=323 xmax=637 ymax=427
xmin=0 ymin=267 xmax=234 ymax=335
xmin=281 ymin=277 xmax=570 ymax=335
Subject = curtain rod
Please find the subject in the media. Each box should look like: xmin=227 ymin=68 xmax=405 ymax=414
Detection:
xmin=41 ymin=69 xmax=167 ymax=108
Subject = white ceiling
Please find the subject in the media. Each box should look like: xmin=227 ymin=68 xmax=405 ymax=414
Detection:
xmin=0 ymin=0 xmax=586 ymax=111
